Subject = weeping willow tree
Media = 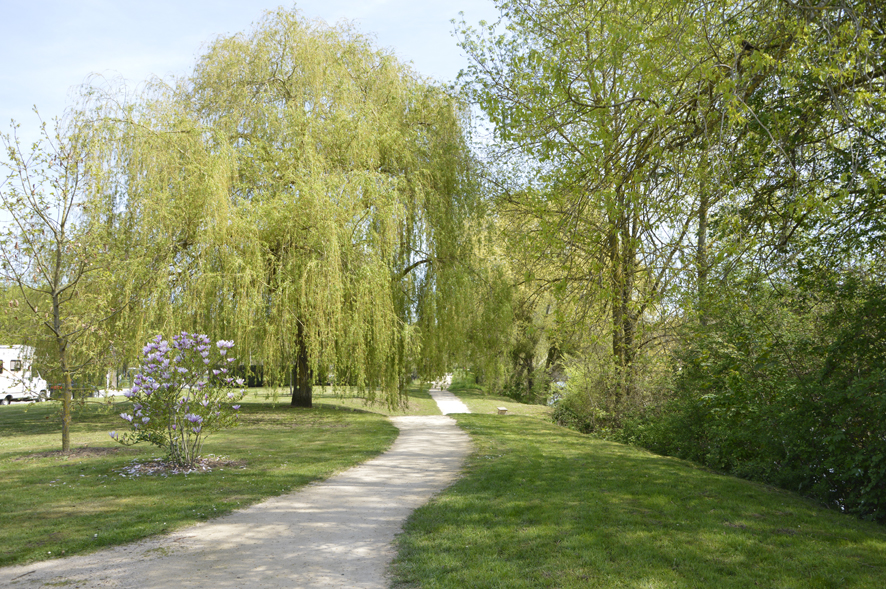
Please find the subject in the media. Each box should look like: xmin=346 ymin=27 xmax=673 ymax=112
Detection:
xmin=95 ymin=8 xmax=481 ymax=407
xmin=0 ymin=95 xmax=212 ymax=450
xmin=59 ymin=78 xmax=234 ymax=370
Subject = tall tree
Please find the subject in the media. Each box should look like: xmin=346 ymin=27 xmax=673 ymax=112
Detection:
xmin=111 ymin=8 xmax=483 ymax=407
xmin=458 ymin=0 xmax=734 ymax=413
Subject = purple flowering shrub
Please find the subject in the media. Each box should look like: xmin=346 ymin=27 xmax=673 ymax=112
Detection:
xmin=111 ymin=333 xmax=245 ymax=467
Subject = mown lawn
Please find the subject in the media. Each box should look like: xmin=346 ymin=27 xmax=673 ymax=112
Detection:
xmin=310 ymin=383 xmax=441 ymax=416
xmin=448 ymin=387 xmax=551 ymax=419
xmin=7 ymin=387 xmax=884 ymax=587
xmin=0 ymin=390 xmax=399 ymax=567
xmin=391 ymin=413 xmax=886 ymax=589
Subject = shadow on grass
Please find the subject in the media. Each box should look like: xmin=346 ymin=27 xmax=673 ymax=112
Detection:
xmin=0 ymin=400 xmax=121 ymax=439
xmin=392 ymin=415 xmax=886 ymax=589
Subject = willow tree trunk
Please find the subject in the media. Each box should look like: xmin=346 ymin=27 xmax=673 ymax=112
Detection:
xmin=290 ymin=323 xmax=312 ymax=408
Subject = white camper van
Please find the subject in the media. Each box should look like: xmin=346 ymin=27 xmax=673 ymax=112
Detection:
xmin=0 ymin=346 xmax=48 ymax=405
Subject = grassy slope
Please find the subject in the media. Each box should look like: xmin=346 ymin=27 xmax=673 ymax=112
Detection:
xmin=391 ymin=412 xmax=886 ymax=589
xmin=0 ymin=390 xmax=400 ymax=567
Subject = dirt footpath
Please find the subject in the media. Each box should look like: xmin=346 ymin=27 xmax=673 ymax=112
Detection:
xmin=427 ymin=388 xmax=470 ymax=415
xmin=1 ymin=413 xmax=472 ymax=589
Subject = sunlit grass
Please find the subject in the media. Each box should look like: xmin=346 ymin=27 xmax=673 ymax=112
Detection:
xmin=450 ymin=387 xmax=552 ymax=418
xmin=9 ymin=385 xmax=881 ymax=587
xmin=391 ymin=414 xmax=886 ymax=589
xmin=446 ymin=369 xmax=551 ymax=418
xmin=240 ymin=384 xmax=441 ymax=416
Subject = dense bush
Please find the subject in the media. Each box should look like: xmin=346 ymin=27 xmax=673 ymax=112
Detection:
xmin=550 ymin=349 xmax=667 ymax=435
xmin=623 ymin=276 xmax=886 ymax=522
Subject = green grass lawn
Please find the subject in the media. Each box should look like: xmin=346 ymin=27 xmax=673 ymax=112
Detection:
xmin=448 ymin=387 xmax=552 ymax=419
xmin=445 ymin=369 xmax=552 ymax=418
xmin=307 ymin=384 xmax=441 ymax=416
xmin=390 ymin=413 xmax=886 ymax=589
xmin=0 ymin=390 xmax=400 ymax=567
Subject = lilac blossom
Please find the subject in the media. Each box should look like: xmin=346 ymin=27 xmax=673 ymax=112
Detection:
xmin=112 ymin=332 xmax=245 ymax=468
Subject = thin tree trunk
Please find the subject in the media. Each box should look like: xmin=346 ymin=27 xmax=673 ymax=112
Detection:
xmin=697 ymin=191 xmax=710 ymax=326
xmin=52 ymin=283 xmax=72 ymax=453
xmin=59 ymin=342 xmax=72 ymax=453
xmin=526 ymin=354 xmax=534 ymax=398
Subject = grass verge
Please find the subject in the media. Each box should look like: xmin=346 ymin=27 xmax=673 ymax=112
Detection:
xmin=390 ymin=414 xmax=886 ymax=589
xmin=447 ymin=370 xmax=551 ymax=418
xmin=0 ymin=390 xmax=399 ymax=567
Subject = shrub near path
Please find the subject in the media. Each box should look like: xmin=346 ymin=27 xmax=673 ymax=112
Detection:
xmin=391 ymin=413 xmax=886 ymax=589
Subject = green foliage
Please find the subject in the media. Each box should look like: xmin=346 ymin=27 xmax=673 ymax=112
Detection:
xmin=457 ymin=0 xmax=886 ymax=529
xmin=629 ymin=273 xmax=886 ymax=522
xmin=0 ymin=113 xmax=161 ymax=451
xmin=550 ymin=356 xmax=620 ymax=434
xmin=447 ymin=370 xmax=483 ymax=394
xmin=551 ymin=347 xmax=668 ymax=434
xmin=103 ymin=8 xmax=486 ymax=405
xmin=796 ymin=276 xmax=886 ymax=521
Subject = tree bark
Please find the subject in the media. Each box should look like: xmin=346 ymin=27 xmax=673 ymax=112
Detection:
xmin=290 ymin=323 xmax=312 ymax=408
xmin=697 ymin=191 xmax=710 ymax=326
xmin=58 ymin=337 xmax=72 ymax=453
xmin=52 ymin=282 xmax=73 ymax=453
xmin=608 ymin=193 xmax=639 ymax=413
xmin=62 ymin=369 xmax=72 ymax=453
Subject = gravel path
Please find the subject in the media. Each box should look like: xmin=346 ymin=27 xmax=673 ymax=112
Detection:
xmin=427 ymin=388 xmax=471 ymax=415
xmin=1 ymin=397 xmax=472 ymax=589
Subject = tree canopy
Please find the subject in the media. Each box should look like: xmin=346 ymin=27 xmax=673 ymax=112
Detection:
xmin=458 ymin=0 xmax=886 ymax=521
xmin=85 ymin=8 xmax=485 ymax=407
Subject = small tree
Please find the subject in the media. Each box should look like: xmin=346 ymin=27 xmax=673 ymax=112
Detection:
xmin=112 ymin=333 xmax=244 ymax=467
xmin=0 ymin=114 xmax=134 ymax=451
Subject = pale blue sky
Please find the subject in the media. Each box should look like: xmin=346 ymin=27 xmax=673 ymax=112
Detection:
xmin=1 ymin=0 xmax=499 ymax=143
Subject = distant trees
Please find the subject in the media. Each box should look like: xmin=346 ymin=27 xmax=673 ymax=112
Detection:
xmin=458 ymin=0 xmax=729 ymax=414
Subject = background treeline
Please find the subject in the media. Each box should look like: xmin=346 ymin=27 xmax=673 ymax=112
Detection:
xmin=456 ymin=0 xmax=886 ymax=522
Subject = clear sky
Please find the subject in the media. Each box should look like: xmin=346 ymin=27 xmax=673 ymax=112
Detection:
xmin=1 ymin=0 xmax=499 ymax=144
